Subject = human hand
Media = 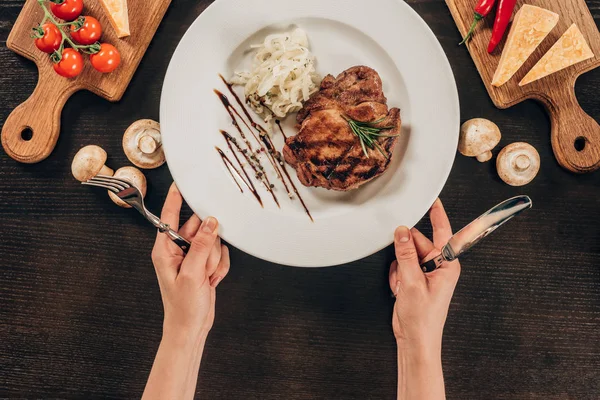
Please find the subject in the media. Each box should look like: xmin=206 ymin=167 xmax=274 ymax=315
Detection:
xmin=389 ymin=198 xmax=460 ymax=353
xmin=151 ymin=183 xmax=230 ymax=341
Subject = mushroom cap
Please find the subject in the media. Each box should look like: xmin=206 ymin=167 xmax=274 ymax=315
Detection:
xmin=496 ymin=142 xmax=540 ymax=186
xmin=72 ymin=145 xmax=110 ymax=182
xmin=108 ymin=166 xmax=148 ymax=208
xmin=123 ymin=119 xmax=165 ymax=169
xmin=458 ymin=118 xmax=501 ymax=157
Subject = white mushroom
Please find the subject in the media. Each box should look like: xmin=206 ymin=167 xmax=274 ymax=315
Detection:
xmin=108 ymin=166 xmax=147 ymax=208
xmin=71 ymin=145 xmax=113 ymax=182
xmin=496 ymin=142 xmax=540 ymax=186
xmin=458 ymin=118 xmax=501 ymax=162
xmin=122 ymin=119 xmax=165 ymax=169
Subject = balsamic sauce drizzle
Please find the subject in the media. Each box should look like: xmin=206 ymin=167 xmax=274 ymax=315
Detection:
xmin=219 ymin=133 xmax=259 ymax=203
xmin=218 ymin=76 xmax=294 ymax=196
xmin=217 ymin=76 xmax=289 ymax=186
xmin=216 ymin=90 xmax=286 ymax=186
xmin=214 ymin=90 xmax=256 ymax=152
xmin=260 ymin=133 xmax=313 ymax=222
xmin=215 ymin=74 xmax=313 ymax=221
xmin=214 ymin=91 xmax=279 ymax=207
xmin=216 ymin=147 xmax=246 ymax=193
xmin=275 ymin=120 xmax=287 ymax=139
xmin=221 ymin=130 xmax=279 ymax=207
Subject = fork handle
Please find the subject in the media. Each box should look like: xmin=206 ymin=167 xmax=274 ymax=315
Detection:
xmin=161 ymin=226 xmax=191 ymax=254
xmin=146 ymin=212 xmax=191 ymax=253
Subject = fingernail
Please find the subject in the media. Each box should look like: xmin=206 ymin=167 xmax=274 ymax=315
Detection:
xmin=201 ymin=217 xmax=218 ymax=233
xmin=210 ymin=276 xmax=223 ymax=288
xmin=395 ymin=226 xmax=410 ymax=243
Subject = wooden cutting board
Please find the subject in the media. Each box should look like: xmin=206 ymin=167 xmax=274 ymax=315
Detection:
xmin=1 ymin=0 xmax=171 ymax=163
xmin=446 ymin=0 xmax=600 ymax=173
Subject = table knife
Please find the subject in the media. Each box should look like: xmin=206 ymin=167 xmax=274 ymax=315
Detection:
xmin=420 ymin=195 xmax=532 ymax=273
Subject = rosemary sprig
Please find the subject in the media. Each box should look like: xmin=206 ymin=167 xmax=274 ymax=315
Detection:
xmin=345 ymin=117 xmax=399 ymax=159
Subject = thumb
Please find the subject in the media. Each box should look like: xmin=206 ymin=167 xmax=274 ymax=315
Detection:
xmin=394 ymin=226 xmax=426 ymax=287
xmin=180 ymin=217 xmax=219 ymax=283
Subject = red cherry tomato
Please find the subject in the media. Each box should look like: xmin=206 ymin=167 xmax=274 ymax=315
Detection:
xmin=70 ymin=16 xmax=102 ymax=45
xmin=34 ymin=23 xmax=62 ymax=54
xmin=53 ymin=48 xmax=83 ymax=78
xmin=50 ymin=0 xmax=83 ymax=21
xmin=90 ymin=43 xmax=120 ymax=73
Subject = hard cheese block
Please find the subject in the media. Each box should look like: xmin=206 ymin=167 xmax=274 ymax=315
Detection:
xmin=491 ymin=5 xmax=559 ymax=87
xmin=520 ymin=24 xmax=594 ymax=86
xmin=98 ymin=0 xmax=130 ymax=38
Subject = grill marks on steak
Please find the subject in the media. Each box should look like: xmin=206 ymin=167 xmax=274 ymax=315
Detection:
xmin=283 ymin=66 xmax=401 ymax=191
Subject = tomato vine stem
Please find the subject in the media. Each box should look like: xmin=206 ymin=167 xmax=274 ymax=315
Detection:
xmin=35 ymin=0 xmax=100 ymax=62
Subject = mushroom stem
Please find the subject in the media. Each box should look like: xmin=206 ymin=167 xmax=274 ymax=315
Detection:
xmin=137 ymin=131 xmax=159 ymax=155
xmin=99 ymin=165 xmax=114 ymax=176
xmin=514 ymin=154 xmax=531 ymax=171
xmin=476 ymin=151 xmax=493 ymax=162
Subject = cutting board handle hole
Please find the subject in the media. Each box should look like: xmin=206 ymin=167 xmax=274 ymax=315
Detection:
xmin=574 ymin=137 xmax=586 ymax=152
xmin=21 ymin=127 xmax=33 ymax=142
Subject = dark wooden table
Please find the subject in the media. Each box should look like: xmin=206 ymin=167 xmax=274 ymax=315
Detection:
xmin=1 ymin=1 xmax=599 ymax=398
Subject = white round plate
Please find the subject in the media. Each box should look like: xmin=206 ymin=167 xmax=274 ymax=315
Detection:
xmin=161 ymin=0 xmax=459 ymax=267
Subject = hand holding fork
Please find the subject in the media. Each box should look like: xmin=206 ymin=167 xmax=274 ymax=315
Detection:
xmin=83 ymin=175 xmax=192 ymax=253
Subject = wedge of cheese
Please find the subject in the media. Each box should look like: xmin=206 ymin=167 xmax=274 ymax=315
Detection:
xmin=491 ymin=5 xmax=559 ymax=87
xmin=99 ymin=0 xmax=130 ymax=38
xmin=520 ymin=24 xmax=594 ymax=86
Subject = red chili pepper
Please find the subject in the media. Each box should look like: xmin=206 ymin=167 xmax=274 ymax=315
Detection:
xmin=487 ymin=0 xmax=518 ymax=53
xmin=460 ymin=0 xmax=497 ymax=45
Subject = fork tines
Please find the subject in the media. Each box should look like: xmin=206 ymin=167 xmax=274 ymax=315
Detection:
xmin=82 ymin=175 xmax=132 ymax=194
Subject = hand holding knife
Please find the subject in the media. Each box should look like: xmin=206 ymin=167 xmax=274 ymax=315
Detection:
xmin=420 ymin=195 xmax=532 ymax=272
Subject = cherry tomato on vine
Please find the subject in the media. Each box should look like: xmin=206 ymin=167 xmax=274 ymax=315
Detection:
xmin=70 ymin=16 xmax=102 ymax=45
xmin=90 ymin=43 xmax=120 ymax=73
xmin=34 ymin=23 xmax=62 ymax=54
xmin=53 ymin=48 xmax=83 ymax=78
xmin=50 ymin=0 xmax=83 ymax=21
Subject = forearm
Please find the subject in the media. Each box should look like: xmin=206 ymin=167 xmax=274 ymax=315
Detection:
xmin=397 ymin=341 xmax=445 ymax=400
xmin=142 ymin=328 xmax=207 ymax=400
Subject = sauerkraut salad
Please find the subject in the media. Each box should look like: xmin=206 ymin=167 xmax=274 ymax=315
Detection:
xmin=231 ymin=28 xmax=321 ymax=123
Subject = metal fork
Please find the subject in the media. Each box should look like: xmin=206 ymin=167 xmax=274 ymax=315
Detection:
xmin=82 ymin=175 xmax=191 ymax=253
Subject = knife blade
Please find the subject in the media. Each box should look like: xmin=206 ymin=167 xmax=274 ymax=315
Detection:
xmin=420 ymin=195 xmax=532 ymax=273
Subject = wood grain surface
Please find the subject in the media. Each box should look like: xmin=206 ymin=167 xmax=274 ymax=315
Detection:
xmin=1 ymin=0 xmax=171 ymax=164
xmin=1 ymin=0 xmax=600 ymax=399
xmin=447 ymin=0 xmax=600 ymax=174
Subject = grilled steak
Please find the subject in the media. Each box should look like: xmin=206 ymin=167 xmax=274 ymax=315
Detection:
xmin=283 ymin=66 xmax=401 ymax=191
